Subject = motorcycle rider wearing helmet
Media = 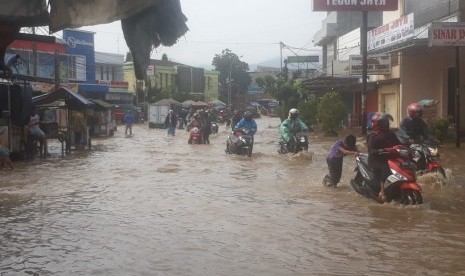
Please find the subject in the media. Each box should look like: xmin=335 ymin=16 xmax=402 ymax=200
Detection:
xmin=280 ymin=108 xmax=309 ymax=145
xmin=397 ymin=102 xmax=434 ymax=144
xmin=367 ymin=112 xmax=401 ymax=203
xmin=234 ymin=111 xmax=257 ymax=135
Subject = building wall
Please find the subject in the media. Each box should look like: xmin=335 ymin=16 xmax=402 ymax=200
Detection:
xmin=203 ymin=70 xmax=220 ymax=101
xmin=401 ymin=47 xmax=465 ymax=126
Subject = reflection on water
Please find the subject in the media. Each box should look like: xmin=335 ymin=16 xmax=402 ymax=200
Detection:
xmin=1 ymin=117 xmax=465 ymax=275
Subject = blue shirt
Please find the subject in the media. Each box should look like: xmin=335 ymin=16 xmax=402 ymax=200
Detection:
xmin=235 ymin=118 xmax=257 ymax=135
xmin=327 ymin=140 xmax=344 ymax=159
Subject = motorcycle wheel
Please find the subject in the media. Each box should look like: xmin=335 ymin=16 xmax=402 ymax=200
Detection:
xmin=247 ymin=148 xmax=252 ymax=157
xmin=431 ymin=167 xmax=446 ymax=179
xmin=192 ymin=139 xmax=198 ymax=145
xmin=188 ymin=138 xmax=192 ymax=144
xmin=400 ymin=189 xmax=423 ymax=205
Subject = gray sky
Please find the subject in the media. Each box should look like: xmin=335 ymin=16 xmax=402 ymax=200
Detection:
xmin=80 ymin=0 xmax=327 ymax=69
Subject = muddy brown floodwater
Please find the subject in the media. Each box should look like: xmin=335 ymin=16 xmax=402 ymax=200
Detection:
xmin=1 ymin=116 xmax=465 ymax=275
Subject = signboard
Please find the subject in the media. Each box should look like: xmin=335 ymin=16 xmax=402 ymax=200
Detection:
xmin=349 ymin=54 xmax=391 ymax=75
xmin=313 ymin=0 xmax=398 ymax=11
xmin=429 ymin=22 xmax=465 ymax=47
xmin=146 ymin=65 xmax=155 ymax=76
xmin=63 ymin=29 xmax=95 ymax=83
xmin=287 ymin=56 xmax=319 ymax=63
xmin=368 ymin=13 xmax=414 ymax=51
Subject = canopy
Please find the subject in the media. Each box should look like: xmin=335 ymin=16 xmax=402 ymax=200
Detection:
xmin=208 ymin=99 xmax=226 ymax=107
xmin=182 ymin=100 xmax=196 ymax=106
xmin=0 ymin=0 xmax=188 ymax=81
xmin=153 ymin=98 xmax=181 ymax=106
xmin=191 ymin=101 xmax=208 ymax=107
xmin=92 ymin=99 xmax=115 ymax=111
xmin=32 ymin=87 xmax=95 ymax=110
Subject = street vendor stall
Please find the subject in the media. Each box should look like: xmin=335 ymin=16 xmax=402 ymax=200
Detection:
xmin=33 ymin=87 xmax=95 ymax=152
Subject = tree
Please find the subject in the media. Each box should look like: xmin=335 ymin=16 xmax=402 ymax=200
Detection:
xmin=318 ymin=92 xmax=347 ymax=136
xmin=298 ymin=94 xmax=318 ymax=127
xmin=161 ymin=53 xmax=168 ymax=61
xmin=212 ymin=49 xmax=251 ymax=106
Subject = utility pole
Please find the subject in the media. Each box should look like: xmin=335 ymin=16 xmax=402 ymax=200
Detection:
xmin=361 ymin=11 xmax=368 ymax=135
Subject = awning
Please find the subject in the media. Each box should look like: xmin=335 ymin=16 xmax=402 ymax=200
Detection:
xmin=32 ymin=87 xmax=95 ymax=110
xmin=92 ymin=99 xmax=115 ymax=110
xmin=302 ymin=76 xmax=362 ymax=94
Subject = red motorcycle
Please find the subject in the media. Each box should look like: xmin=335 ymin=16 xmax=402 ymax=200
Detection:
xmin=351 ymin=145 xmax=423 ymax=205
xmin=188 ymin=127 xmax=203 ymax=144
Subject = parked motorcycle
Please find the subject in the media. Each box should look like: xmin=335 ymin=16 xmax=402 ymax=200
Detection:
xmin=225 ymin=128 xmax=254 ymax=157
xmin=278 ymin=131 xmax=308 ymax=154
xmin=350 ymin=145 xmax=423 ymax=205
xmin=211 ymin=122 xmax=219 ymax=135
xmin=188 ymin=127 xmax=204 ymax=144
xmin=409 ymin=142 xmax=446 ymax=178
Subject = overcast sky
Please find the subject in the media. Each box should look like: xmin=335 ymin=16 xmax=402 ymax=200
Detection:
xmin=80 ymin=0 xmax=327 ymax=69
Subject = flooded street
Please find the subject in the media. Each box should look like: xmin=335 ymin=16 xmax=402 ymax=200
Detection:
xmin=1 ymin=116 xmax=465 ymax=275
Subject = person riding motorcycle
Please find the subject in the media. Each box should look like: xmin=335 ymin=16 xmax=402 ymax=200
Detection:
xmin=188 ymin=112 xmax=203 ymax=130
xmin=279 ymin=108 xmax=309 ymax=145
xmin=234 ymin=111 xmax=257 ymax=135
xmin=367 ymin=112 xmax=401 ymax=203
xmin=397 ymin=102 xmax=434 ymax=144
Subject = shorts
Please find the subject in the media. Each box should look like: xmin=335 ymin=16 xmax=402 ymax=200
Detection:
xmin=30 ymin=128 xmax=45 ymax=138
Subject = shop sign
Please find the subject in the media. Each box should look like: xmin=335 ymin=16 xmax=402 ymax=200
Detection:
xmin=349 ymin=54 xmax=391 ymax=75
xmin=313 ymin=0 xmax=398 ymax=11
xmin=146 ymin=65 xmax=155 ymax=76
xmin=368 ymin=13 xmax=414 ymax=51
xmin=429 ymin=22 xmax=465 ymax=47
xmin=287 ymin=56 xmax=319 ymax=63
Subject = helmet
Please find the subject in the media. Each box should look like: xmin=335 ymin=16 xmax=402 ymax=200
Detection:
xmin=407 ymin=102 xmax=423 ymax=118
xmin=233 ymin=110 xmax=239 ymax=115
xmin=244 ymin=111 xmax=252 ymax=120
xmin=289 ymin=108 xmax=299 ymax=119
xmin=371 ymin=112 xmax=393 ymax=132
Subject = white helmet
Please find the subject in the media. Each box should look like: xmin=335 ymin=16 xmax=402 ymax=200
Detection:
xmin=289 ymin=108 xmax=299 ymax=114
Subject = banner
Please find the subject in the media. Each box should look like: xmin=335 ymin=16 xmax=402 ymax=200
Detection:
xmin=368 ymin=13 xmax=414 ymax=51
xmin=429 ymin=22 xmax=465 ymax=47
xmin=349 ymin=54 xmax=391 ymax=75
xmin=313 ymin=0 xmax=398 ymax=11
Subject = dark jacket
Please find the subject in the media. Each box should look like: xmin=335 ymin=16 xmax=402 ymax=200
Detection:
xmin=396 ymin=117 xmax=433 ymax=144
xmin=164 ymin=112 xmax=178 ymax=128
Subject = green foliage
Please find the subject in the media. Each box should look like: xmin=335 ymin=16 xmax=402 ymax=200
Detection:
xmin=427 ymin=117 xmax=450 ymax=143
xmin=297 ymin=94 xmax=318 ymax=127
xmin=317 ymin=92 xmax=346 ymax=135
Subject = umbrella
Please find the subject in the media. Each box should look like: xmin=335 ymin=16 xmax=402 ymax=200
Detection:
xmin=153 ymin=98 xmax=181 ymax=106
xmin=208 ymin=99 xmax=226 ymax=107
xmin=182 ymin=100 xmax=196 ymax=106
xmin=191 ymin=101 xmax=208 ymax=107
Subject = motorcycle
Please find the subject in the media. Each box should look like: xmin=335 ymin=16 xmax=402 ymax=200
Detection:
xmin=350 ymin=145 xmax=423 ymax=205
xmin=188 ymin=127 xmax=204 ymax=144
xmin=225 ymin=128 xmax=254 ymax=157
xmin=278 ymin=131 xmax=308 ymax=154
xmin=409 ymin=142 xmax=446 ymax=178
xmin=211 ymin=122 xmax=219 ymax=135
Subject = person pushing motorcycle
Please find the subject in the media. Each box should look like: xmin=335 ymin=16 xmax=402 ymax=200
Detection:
xmin=280 ymin=108 xmax=309 ymax=146
xmin=367 ymin=113 xmax=401 ymax=203
xmin=397 ymin=102 xmax=434 ymax=144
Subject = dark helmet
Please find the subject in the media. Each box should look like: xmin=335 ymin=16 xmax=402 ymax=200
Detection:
xmin=289 ymin=108 xmax=299 ymax=119
xmin=244 ymin=111 xmax=252 ymax=120
xmin=371 ymin=112 xmax=393 ymax=131
xmin=407 ymin=102 xmax=423 ymax=118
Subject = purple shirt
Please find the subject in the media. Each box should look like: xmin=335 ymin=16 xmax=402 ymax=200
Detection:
xmin=327 ymin=140 xmax=344 ymax=159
